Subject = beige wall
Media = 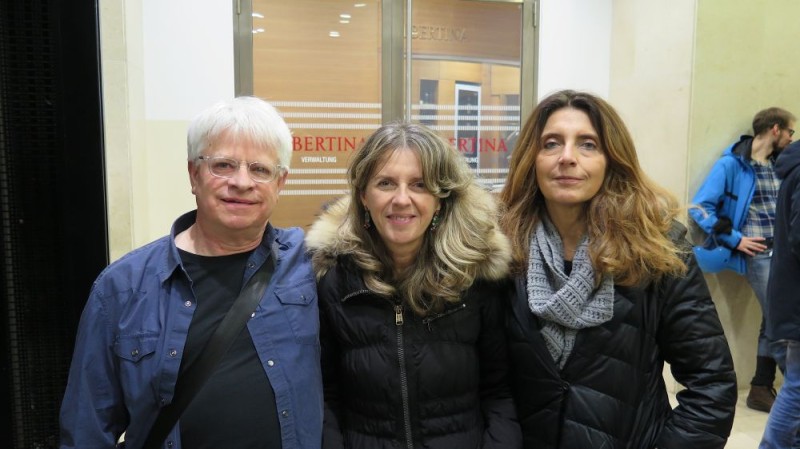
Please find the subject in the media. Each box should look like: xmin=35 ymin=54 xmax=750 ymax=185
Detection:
xmin=100 ymin=0 xmax=227 ymax=259
xmin=100 ymin=0 xmax=140 ymax=261
xmin=609 ymin=0 xmax=696 ymax=203
xmin=687 ymin=0 xmax=800 ymax=389
xmin=689 ymin=0 xmax=800 ymax=193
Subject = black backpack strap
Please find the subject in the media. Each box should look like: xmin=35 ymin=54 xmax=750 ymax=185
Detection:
xmin=141 ymin=247 xmax=276 ymax=449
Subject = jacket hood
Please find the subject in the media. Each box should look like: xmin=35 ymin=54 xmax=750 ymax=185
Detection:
xmin=305 ymin=195 xmax=512 ymax=282
xmin=725 ymin=135 xmax=754 ymax=160
xmin=775 ymin=140 xmax=800 ymax=180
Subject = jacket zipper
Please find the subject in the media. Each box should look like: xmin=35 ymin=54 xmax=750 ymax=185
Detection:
xmin=395 ymin=304 xmax=414 ymax=449
xmin=421 ymin=302 xmax=467 ymax=331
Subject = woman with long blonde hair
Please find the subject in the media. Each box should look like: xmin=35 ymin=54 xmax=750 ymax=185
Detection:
xmin=307 ymin=122 xmax=521 ymax=448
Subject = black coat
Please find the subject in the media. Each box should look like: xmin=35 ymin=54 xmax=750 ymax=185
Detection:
xmin=317 ymin=257 xmax=521 ymax=449
xmin=767 ymin=140 xmax=800 ymax=342
xmin=507 ymin=234 xmax=737 ymax=449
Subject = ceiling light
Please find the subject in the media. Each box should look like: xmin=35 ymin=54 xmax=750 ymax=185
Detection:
xmin=339 ymin=19 xmax=350 ymax=24
xmin=329 ymin=31 xmax=340 ymax=37
xmin=252 ymin=12 xmax=264 ymax=18
xmin=354 ymin=3 xmax=366 ymax=7
xmin=340 ymin=13 xmax=351 ymax=19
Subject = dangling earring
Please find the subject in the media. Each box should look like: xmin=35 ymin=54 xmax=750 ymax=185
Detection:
xmin=430 ymin=210 xmax=441 ymax=232
xmin=363 ymin=209 xmax=372 ymax=229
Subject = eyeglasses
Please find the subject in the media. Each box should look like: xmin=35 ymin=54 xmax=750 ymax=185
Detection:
xmin=787 ymin=128 xmax=796 ymax=137
xmin=197 ymin=156 xmax=284 ymax=183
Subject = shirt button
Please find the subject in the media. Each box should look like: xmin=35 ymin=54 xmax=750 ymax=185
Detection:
xmin=169 ymin=349 xmax=177 ymax=357
xmin=248 ymin=262 xmax=256 ymax=268
xmin=184 ymin=300 xmax=192 ymax=307
xmin=267 ymin=360 xmax=274 ymax=367
xmin=167 ymin=441 xmax=174 ymax=448
xmin=251 ymin=312 xmax=256 ymax=318
xmin=130 ymin=349 xmax=139 ymax=357
xmin=281 ymin=410 xmax=289 ymax=418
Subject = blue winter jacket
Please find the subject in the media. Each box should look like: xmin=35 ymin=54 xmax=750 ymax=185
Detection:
xmin=690 ymin=136 xmax=758 ymax=274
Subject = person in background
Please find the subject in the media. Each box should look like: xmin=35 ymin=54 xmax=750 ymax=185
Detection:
xmin=60 ymin=97 xmax=322 ymax=449
xmin=306 ymin=122 xmax=521 ymax=449
xmin=501 ymin=90 xmax=737 ymax=449
xmin=690 ymin=107 xmax=796 ymax=412
xmin=760 ymin=139 xmax=800 ymax=448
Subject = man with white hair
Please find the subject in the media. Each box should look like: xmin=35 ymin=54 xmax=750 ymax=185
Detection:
xmin=59 ymin=97 xmax=322 ymax=449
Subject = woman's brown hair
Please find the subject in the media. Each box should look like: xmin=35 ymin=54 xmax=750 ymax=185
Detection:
xmin=499 ymin=90 xmax=686 ymax=285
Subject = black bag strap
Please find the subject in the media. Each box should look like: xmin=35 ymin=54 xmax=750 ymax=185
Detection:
xmin=141 ymin=247 xmax=276 ymax=449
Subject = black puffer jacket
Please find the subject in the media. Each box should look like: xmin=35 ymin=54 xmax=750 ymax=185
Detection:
xmin=507 ymin=226 xmax=737 ymax=449
xmin=767 ymin=140 xmax=800 ymax=342
xmin=306 ymin=199 xmax=521 ymax=449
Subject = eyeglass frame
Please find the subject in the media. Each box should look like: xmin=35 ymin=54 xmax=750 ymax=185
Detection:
xmin=196 ymin=155 xmax=286 ymax=183
xmin=786 ymin=128 xmax=796 ymax=137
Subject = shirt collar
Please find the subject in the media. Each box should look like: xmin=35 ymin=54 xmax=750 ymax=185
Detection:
xmin=159 ymin=210 xmax=278 ymax=283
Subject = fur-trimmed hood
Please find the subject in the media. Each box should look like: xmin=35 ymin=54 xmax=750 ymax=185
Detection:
xmin=305 ymin=195 xmax=512 ymax=282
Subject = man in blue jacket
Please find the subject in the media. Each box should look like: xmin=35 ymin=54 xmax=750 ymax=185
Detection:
xmin=59 ymin=97 xmax=323 ymax=449
xmin=690 ymin=107 xmax=795 ymax=413
xmin=760 ymin=139 xmax=800 ymax=448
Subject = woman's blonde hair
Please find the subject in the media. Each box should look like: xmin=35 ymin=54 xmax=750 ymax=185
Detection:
xmin=317 ymin=122 xmax=508 ymax=315
xmin=500 ymin=90 xmax=686 ymax=285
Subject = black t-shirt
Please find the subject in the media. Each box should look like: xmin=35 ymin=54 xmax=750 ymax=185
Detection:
xmin=176 ymin=249 xmax=282 ymax=449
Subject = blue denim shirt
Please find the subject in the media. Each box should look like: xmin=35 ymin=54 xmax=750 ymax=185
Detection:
xmin=60 ymin=211 xmax=323 ymax=449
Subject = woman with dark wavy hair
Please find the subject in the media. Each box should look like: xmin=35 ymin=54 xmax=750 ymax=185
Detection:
xmin=306 ymin=122 xmax=521 ymax=449
xmin=500 ymin=90 xmax=737 ymax=449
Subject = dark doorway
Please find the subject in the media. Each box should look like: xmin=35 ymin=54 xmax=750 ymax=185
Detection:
xmin=0 ymin=0 xmax=108 ymax=447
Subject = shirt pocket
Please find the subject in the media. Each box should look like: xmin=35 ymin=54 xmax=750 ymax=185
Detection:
xmin=114 ymin=334 xmax=158 ymax=362
xmin=275 ymin=280 xmax=319 ymax=345
xmin=113 ymin=334 xmax=159 ymax=400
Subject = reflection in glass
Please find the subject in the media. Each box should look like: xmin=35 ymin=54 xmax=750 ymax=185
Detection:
xmin=410 ymin=0 xmax=522 ymax=191
xmin=252 ymin=0 xmax=382 ymax=227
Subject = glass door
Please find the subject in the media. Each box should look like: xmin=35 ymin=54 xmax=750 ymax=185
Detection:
xmin=242 ymin=0 xmax=529 ymax=228
xmin=249 ymin=0 xmax=383 ymax=228
xmin=409 ymin=0 xmax=523 ymax=191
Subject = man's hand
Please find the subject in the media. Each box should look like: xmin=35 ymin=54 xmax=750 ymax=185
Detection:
xmin=737 ymin=236 xmax=767 ymax=256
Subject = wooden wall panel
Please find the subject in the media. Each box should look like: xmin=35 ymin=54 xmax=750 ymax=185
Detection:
xmin=411 ymin=0 xmax=521 ymax=62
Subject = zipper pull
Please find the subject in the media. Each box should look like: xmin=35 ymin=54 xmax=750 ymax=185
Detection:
xmin=394 ymin=304 xmax=404 ymax=325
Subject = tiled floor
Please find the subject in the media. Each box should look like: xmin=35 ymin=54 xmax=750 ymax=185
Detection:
xmin=670 ymin=388 xmax=769 ymax=448
xmin=727 ymin=391 xmax=769 ymax=448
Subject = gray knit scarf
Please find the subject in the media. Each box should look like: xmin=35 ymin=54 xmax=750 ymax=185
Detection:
xmin=526 ymin=217 xmax=614 ymax=368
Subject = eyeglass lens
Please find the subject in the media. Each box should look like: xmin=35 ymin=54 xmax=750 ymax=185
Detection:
xmin=206 ymin=157 xmax=279 ymax=182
